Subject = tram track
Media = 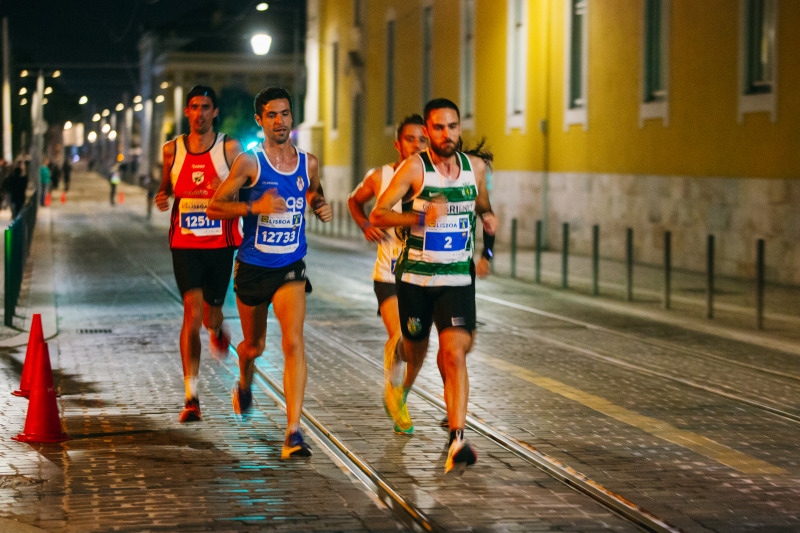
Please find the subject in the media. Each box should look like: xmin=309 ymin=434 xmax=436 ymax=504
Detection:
xmin=122 ymin=244 xmax=677 ymax=532
xmin=475 ymin=293 xmax=800 ymax=425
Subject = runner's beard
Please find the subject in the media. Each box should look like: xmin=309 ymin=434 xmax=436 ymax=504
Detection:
xmin=431 ymin=140 xmax=457 ymax=158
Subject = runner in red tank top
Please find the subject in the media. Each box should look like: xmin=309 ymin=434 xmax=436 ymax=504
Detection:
xmin=155 ymin=85 xmax=244 ymax=423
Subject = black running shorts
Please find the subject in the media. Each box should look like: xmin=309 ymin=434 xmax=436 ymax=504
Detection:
xmin=373 ymin=280 xmax=397 ymax=314
xmin=171 ymin=247 xmax=235 ymax=307
xmin=233 ymin=258 xmax=311 ymax=307
xmin=396 ymin=280 xmax=476 ymax=341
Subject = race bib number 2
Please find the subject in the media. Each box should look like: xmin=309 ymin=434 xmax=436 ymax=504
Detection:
xmin=423 ymin=215 xmax=470 ymax=260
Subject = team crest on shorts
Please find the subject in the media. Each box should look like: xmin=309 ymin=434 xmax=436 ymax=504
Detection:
xmin=296 ymin=176 xmax=304 ymax=191
xmin=407 ymin=317 xmax=422 ymax=336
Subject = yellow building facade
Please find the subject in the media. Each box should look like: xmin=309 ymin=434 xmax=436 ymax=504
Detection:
xmin=299 ymin=0 xmax=799 ymax=284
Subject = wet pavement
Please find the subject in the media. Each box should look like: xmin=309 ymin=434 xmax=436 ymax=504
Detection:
xmin=0 ymin=170 xmax=798 ymax=532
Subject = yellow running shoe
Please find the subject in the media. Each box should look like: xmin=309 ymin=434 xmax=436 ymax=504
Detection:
xmin=384 ymin=382 xmax=413 ymax=434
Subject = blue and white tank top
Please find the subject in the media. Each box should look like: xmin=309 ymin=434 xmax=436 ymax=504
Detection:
xmin=236 ymin=144 xmax=309 ymax=268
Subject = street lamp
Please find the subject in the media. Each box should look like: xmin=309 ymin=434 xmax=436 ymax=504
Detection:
xmin=251 ymin=33 xmax=272 ymax=55
xmin=79 ymin=95 xmax=88 ymax=104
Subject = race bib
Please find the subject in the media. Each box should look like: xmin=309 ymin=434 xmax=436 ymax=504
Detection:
xmin=423 ymin=214 xmax=470 ymax=260
xmin=179 ymin=198 xmax=221 ymax=236
xmin=255 ymin=211 xmax=302 ymax=253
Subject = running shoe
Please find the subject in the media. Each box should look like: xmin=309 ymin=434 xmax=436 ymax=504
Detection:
xmin=179 ymin=398 xmax=201 ymax=423
xmin=445 ymin=429 xmax=477 ymax=476
xmin=210 ymin=323 xmax=231 ymax=362
xmin=384 ymin=383 xmax=413 ymax=434
xmin=281 ymin=431 xmax=312 ymax=459
xmin=231 ymin=381 xmax=252 ymax=419
xmin=383 ymin=332 xmax=406 ymax=389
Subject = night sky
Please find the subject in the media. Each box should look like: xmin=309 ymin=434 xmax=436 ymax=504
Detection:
xmin=1 ymin=0 xmax=298 ymax=111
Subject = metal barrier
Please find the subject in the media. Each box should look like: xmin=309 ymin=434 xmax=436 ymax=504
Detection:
xmin=4 ymin=195 xmax=38 ymax=327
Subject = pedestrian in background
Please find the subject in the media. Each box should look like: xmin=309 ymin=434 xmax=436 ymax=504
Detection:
xmin=62 ymin=158 xmax=72 ymax=191
xmin=6 ymin=163 xmax=29 ymax=219
xmin=39 ymin=159 xmax=51 ymax=206
xmin=109 ymin=165 xmax=121 ymax=205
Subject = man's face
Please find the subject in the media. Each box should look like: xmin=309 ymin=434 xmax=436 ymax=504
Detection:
xmin=425 ymin=108 xmax=460 ymax=158
xmin=256 ymin=98 xmax=293 ymax=144
xmin=394 ymin=124 xmax=428 ymax=160
xmin=184 ymin=96 xmax=218 ymax=135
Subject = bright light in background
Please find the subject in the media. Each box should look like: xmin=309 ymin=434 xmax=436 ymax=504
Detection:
xmin=108 ymin=130 xmax=117 ymax=140
xmin=20 ymin=70 xmax=28 ymax=77
xmin=251 ymin=33 xmax=272 ymax=55
xmin=256 ymin=3 xmax=269 ymax=10
xmin=92 ymin=114 xmax=101 ymax=122
xmin=87 ymin=131 xmax=97 ymax=142
xmin=79 ymin=96 xmax=88 ymax=104
xmin=42 ymin=98 xmax=48 ymax=105
xmin=64 ymin=121 xmax=72 ymax=129
xmin=160 ymin=81 xmax=169 ymax=89
xmin=18 ymin=87 xmax=26 ymax=96
xmin=133 ymin=95 xmax=142 ymax=103
xmin=101 ymin=123 xmax=111 ymax=134
xmin=115 ymin=103 xmax=124 ymax=111
xmin=155 ymin=95 xmax=165 ymax=103
xmin=134 ymin=103 xmax=143 ymax=112
xmin=246 ymin=140 xmax=259 ymax=151
xmin=101 ymin=109 xmax=110 ymax=117
xmin=44 ymin=87 xmax=53 ymax=95
xmin=52 ymin=70 xmax=61 ymax=78
xmin=20 ymin=98 xmax=27 ymax=106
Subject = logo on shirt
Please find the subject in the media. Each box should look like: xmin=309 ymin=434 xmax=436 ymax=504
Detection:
xmin=296 ymin=176 xmax=304 ymax=191
xmin=192 ymin=171 xmax=204 ymax=184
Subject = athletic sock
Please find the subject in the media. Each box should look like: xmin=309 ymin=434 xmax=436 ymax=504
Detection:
xmin=185 ymin=376 xmax=198 ymax=401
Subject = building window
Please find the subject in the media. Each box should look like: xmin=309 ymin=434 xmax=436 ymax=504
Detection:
xmin=505 ymin=0 xmax=527 ymax=132
xmin=386 ymin=17 xmax=396 ymax=127
xmin=738 ymin=0 xmax=777 ymax=122
xmin=332 ymin=41 xmax=339 ymax=133
xmin=640 ymin=0 xmax=670 ymax=127
xmin=422 ymin=4 xmax=434 ymax=105
xmin=460 ymin=0 xmax=476 ymax=129
xmin=564 ymin=0 xmax=588 ymax=130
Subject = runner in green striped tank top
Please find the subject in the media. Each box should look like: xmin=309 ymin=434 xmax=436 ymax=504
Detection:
xmin=370 ymin=98 xmax=498 ymax=476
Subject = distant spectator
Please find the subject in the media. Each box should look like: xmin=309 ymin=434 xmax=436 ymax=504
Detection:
xmin=39 ymin=159 xmax=51 ymax=206
xmin=62 ymin=158 xmax=72 ymax=191
xmin=5 ymin=164 xmax=29 ymax=219
xmin=49 ymin=160 xmax=61 ymax=190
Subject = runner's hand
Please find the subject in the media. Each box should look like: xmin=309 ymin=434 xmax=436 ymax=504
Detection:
xmin=155 ymin=191 xmax=170 ymax=211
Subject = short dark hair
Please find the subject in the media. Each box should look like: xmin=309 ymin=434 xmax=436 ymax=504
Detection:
xmin=255 ymin=87 xmax=293 ymax=116
xmin=395 ymin=114 xmax=424 ymax=141
xmin=185 ymin=85 xmax=218 ymax=108
xmin=423 ymin=98 xmax=460 ymax=123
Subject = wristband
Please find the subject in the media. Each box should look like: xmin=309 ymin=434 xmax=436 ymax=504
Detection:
xmin=360 ymin=220 xmax=370 ymax=230
xmin=246 ymin=201 xmax=252 ymax=216
xmin=417 ymin=212 xmax=425 ymax=226
xmin=481 ymin=232 xmax=495 ymax=261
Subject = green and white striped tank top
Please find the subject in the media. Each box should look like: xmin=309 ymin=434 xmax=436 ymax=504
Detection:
xmin=396 ymin=149 xmax=477 ymax=287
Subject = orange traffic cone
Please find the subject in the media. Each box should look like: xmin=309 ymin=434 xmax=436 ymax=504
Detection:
xmin=12 ymin=314 xmax=45 ymax=398
xmin=118 ymin=191 xmax=124 ymax=204
xmin=12 ymin=342 xmax=69 ymax=443
xmin=45 ymin=190 xmax=52 ymax=206
xmin=60 ymin=191 xmax=67 ymax=204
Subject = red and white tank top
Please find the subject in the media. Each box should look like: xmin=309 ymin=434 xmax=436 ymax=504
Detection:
xmin=168 ymin=133 xmax=243 ymax=249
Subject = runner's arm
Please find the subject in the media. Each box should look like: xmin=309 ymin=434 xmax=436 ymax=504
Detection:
xmin=348 ymin=169 xmax=387 ymax=242
xmin=155 ymin=141 xmax=175 ymax=211
xmin=306 ymin=154 xmax=332 ymax=222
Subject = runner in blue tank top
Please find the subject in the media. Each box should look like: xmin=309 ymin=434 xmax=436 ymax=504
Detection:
xmin=208 ymin=87 xmax=332 ymax=459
